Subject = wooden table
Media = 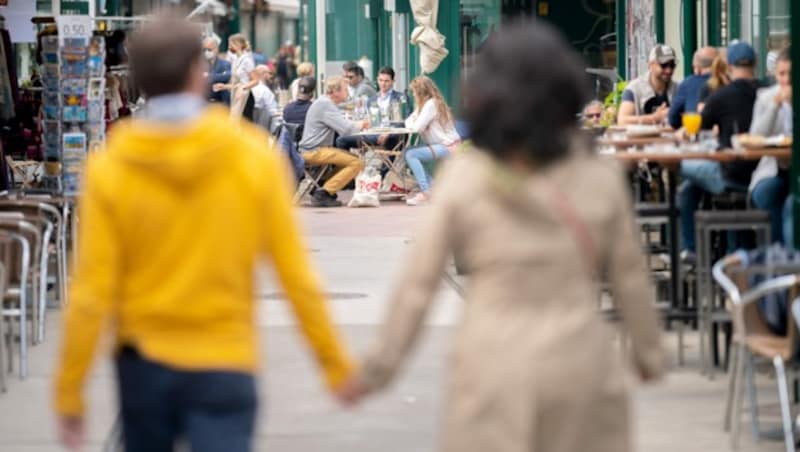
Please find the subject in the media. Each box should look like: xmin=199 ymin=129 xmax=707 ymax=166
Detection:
xmin=601 ymin=146 xmax=791 ymax=310
xmin=610 ymin=147 xmax=791 ymax=166
xmin=597 ymin=135 xmax=680 ymax=149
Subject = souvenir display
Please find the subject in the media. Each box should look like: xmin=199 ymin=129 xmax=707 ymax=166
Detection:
xmin=38 ymin=26 xmax=107 ymax=195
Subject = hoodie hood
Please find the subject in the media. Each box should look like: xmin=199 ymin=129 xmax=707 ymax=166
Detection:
xmin=105 ymin=106 xmax=236 ymax=190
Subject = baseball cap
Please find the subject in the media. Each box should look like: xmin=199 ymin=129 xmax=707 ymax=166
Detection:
xmin=649 ymin=44 xmax=676 ymax=64
xmin=298 ymin=76 xmax=316 ymax=96
xmin=727 ymin=41 xmax=756 ymax=67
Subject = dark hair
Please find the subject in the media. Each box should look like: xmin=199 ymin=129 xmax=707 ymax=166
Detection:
xmin=346 ymin=65 xmax=365 ymax=78
xmin=342 ymin=61 xmax=359 ymax=73
xmin=129 ymin=17 xmax=202 ymax=98
xmin=463 ymin=19 xmax=590 ymax=166
xmin=778 ymin=46 xmax=792 ymax=63
xmin=378 ymin=66 xmax=395 ymax=80
xmin=298 ymin=76 xmax=316 ymax=95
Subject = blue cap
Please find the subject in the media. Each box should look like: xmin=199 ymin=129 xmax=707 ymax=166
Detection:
xmin=727 ymin=41 xmax=756 ymax=67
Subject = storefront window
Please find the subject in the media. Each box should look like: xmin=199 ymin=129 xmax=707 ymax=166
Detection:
xmin=743 ymin=0 xmax=790 ymax=77
xmin=460 ymin=0 xmax=501 ymax=78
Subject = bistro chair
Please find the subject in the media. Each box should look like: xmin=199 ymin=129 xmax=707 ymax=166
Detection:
xmin=713 ymin=254 xmax=800 ymax=452
xmin=0 ymin=223 xmax=37 ymax=379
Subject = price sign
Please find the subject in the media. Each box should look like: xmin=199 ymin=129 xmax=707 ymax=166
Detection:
xmin=57 ymin=15 xmax=93 ymax=45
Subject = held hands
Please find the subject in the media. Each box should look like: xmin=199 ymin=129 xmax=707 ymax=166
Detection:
xmin=57 ymin=415 xmax=84 ymax=451
xmin=334 ymin=376 xmax=369 ymax=407
xmin=359 ymin=120 xmax=371 ymax=131
xmin=212 ymin=83 xmax=227 ymax=93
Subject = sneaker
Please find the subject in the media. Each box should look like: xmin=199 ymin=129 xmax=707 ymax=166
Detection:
xmin=405 ymin=192 xmax=429 ymax=206
xmin=312 ymin=190 xmax=342 ymax=207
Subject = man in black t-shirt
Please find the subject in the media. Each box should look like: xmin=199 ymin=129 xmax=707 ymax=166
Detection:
xmin=283 ymin=76 xmax=315 ymax=124
xmin=678 ymin=42 xmax=760 ymax=259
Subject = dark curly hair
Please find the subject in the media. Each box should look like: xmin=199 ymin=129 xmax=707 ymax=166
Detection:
xmin=463 ymin=19 xmax=590 ymax=166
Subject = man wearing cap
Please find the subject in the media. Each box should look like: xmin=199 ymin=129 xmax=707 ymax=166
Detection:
xmin=677 ymin=41 xmax=762 ymax=260
xmin=617 ymin=44 xmax=678 ymax=125
xmin=283 ymin=76 xmax=316 ymax=125
xmin=668 ymin=47 xmax=718 ymax=129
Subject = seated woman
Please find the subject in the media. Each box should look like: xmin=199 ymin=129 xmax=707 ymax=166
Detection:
xmin=750 ymin=47 xmax=792 ymax=244
xmin=403 ymin=76 xmax=461 ymax=206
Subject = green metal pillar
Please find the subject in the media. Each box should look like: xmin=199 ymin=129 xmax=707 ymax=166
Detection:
xmin=307 ymin=0 xmax=317 ymax=71
xmin=728 ymin=0 xmax=741 ymax=42
xmin=229 ymin=0 xmax=241 ymax=35
xmin=683 ymin=0 xmax=698 ymax=77
xmin=616 ymin=0 xmax=626 ymax=80
xmin=791 ymin=1 xmax=800 ymax=247
xmin=249 ymin=3 xmax=257 ymax=52
xmin=707 ymin=0 xmax=722 ymax=46
xmin=758 ymin=0 xmax=769 ymax=78
xmin=655 ymin=0 xmax=665 ymax=43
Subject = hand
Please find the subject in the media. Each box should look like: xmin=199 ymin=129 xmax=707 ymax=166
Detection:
xmin=57 ymin=416 xmax=84 ymax=451
xmin=777 ymin=86 xmax=792 ymax=104
xmin=377 ymin=134 xmax=389 ymax=146
xmin=335 ymin=377 xmax=368 ymax=407
xmin=653 ymin=103 xmax=669 ymax=123
xmin=360 ymin=120 xmax=371 ymax=131
xmin=212 ymin=83 xmax=226 ymax=93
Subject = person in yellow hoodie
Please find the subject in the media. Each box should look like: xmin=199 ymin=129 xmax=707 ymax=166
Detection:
xmin=53 ymin=17 xmax=354 ymax=452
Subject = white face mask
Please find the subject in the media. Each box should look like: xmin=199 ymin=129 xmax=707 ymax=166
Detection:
xmin=204 ymin=49 xmax=216 ymax=60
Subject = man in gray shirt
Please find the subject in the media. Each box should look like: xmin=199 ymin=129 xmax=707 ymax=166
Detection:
xmin=344 ymin=63 xmax=377 ymax=100
xmin=299 ymin=76 xmax=369 ymax=207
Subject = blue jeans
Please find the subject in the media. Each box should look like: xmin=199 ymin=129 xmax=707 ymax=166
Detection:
xmin=678 ymin=160 xmax=745 ymax=251
xmin=117 ymin=347 xmax=257 ymax=452
xmin=405 ymin=144 xmax=450 ymax=192
xmin=751 ymin=175 xmax=789 ymax=244
xmin=784 ymin=195 xmax=795 ymax=248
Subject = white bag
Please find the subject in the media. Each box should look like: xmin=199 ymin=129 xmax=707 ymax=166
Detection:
xmin=348 ymin=168 xmax=382 ymax=208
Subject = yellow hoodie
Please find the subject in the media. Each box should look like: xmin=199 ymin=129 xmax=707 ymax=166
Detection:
xmin=54 ymin=106 xmax=353 ymax=416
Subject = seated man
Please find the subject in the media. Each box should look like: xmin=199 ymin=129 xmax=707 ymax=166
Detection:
xmin=668 ymin=46 xmax=718 ymax=129
xmin=251 ymin=65 xmax=280 ymax=133
xmin=343 ymin=61 xmax=376 ymax=100
xmin=336 ymin=66 xmax=404 ymax=151
xmin=678 ymin=41 xmax=762 ymax=259
xmin=617 ymin=44 xmax=677 ymax=125
xmin=283 ymin=76 xmax=315 ymax=125
xmin=279 ymin=76 xmax=316 ymax=182
xmin=298 ymin=76 xmax=368 ymax=207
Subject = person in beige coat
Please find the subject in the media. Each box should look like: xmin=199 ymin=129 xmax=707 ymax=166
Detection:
xmin=337 ymin=19 xmax=666 ymax=452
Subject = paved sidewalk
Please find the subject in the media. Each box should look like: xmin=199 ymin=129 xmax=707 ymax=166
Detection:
xmin=0 ymin=201 xmax=788 ymax=451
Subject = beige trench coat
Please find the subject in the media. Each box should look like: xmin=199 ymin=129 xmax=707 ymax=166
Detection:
xmin=360 ymin=148 xmax=665 ymax=452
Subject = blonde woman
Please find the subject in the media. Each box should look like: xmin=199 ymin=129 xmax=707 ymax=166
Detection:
xmin=697 ymin=52 xmax=730 ymax=112
xmin=403 ymin=76 xmax=461 ymax=206
xmin=213 ymin=33 xmax=257 ymax=119
xmin=290 ymin=62 xmax=315 ymax=100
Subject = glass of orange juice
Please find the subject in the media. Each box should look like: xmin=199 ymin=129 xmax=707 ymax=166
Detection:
xmin=682 ymin=112 xmax=702 ymax=142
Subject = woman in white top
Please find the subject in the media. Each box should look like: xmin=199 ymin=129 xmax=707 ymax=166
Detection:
xmin=213 ymin=33 xmax=257 ymax=120
xmin=403 ymin=76 xmax=461 ymax=205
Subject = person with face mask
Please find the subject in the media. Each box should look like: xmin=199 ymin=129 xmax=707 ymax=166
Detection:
xmin=749 ymin=47 xmax=792 ymax=244
xmin=203 ymin=36 xmax=231 ymax=105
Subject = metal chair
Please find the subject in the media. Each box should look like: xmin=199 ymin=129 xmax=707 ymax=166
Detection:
xmin=713 ymin=255 xmax=800 ymax=452
xmin=0 ymin=201 xmax=66 ymax=341
xmin=0 ymin=223 xmax=36 ymax=379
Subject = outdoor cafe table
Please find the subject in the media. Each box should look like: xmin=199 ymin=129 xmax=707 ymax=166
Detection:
xmin=354 ymin=127 xmax=417 ymax=200
xmin=603 ymin=146 xmax=791 ymax=311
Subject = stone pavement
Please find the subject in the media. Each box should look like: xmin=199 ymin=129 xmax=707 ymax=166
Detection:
xmin=0 ymin=201 xmax=789 ymax=451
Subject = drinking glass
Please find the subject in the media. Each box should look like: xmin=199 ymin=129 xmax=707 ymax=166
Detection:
xmin=682 ymin=112 xmax=702 ymax=142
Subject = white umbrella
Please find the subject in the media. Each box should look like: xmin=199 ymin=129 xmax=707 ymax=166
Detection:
xmin=409 ymin=0 xmax=448 ymax=74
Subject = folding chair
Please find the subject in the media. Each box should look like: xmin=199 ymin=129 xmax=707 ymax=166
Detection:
xmin=281 ymin=123 xmax=335 ymax=205
xmin=714 ymin=254 xmax=800 ymax=452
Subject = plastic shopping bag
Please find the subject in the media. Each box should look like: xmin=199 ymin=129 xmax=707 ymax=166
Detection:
xmin=348 ymin=167 xmax=382 ymax=208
